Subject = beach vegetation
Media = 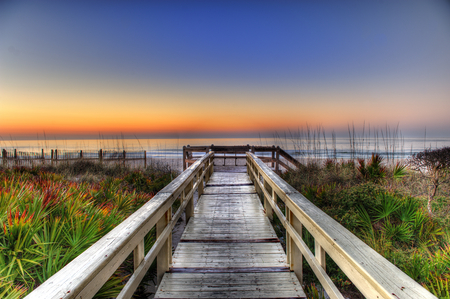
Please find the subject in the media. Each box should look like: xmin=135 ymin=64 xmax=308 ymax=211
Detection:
xmin=281 ymin=150 xmax=450 ymax=298
xmin=0 ymin=161 xmax=177 ymax=298
xmin=409 ymin=147 xmax=450 ymax=216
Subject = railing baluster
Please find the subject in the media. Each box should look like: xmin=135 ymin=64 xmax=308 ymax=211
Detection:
xmin=198 ymin=172 xmax=204 ymax=197
xmin=289 ymin=210 xmax=303 ymax=284
xmin=133 ymin=240 xmax=145 ymax=271
xmin=264 ymin=179 xmax=273 ymax=220
xmin=315 ymin=240 xmax=326 ymax=271
xmin=185 ymin=180 xmax=194 ymax=222
xmin=156 ymin=207 xmax=172 ymax=285
xmin=286 ymin=206 xmax=291 ymax=265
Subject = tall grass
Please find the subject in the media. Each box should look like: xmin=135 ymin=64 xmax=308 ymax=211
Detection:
xmin=273 ymin=123 xmax=409 ymax=165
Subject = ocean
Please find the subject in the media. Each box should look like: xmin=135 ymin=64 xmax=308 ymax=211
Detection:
xmin=2 ymin=136 xmax=450 ymax=161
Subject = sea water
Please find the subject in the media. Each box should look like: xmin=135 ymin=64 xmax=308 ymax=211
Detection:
xmin=1 ymin=136 xmax=450 ymax=161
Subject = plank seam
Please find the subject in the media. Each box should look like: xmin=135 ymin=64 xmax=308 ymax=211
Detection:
xmin=179 ymin=239 xmax=280 ymax=243
xmin=168 ymin=267 xmax=290 ymax=273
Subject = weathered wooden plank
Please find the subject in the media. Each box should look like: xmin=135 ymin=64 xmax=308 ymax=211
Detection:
xmin=207 ymin=172 xmax=252 ymax=184
xmin=213 ymin=165 xmax=248 ymax=173
xmin=155 ymin=272 xmax=306 ymax=298
xmin=203 ymin=186 xmax=256 ymax=194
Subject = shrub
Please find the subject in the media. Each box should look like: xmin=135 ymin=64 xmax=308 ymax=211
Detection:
xmin=409 ymin=147 xmax=450 ymax=216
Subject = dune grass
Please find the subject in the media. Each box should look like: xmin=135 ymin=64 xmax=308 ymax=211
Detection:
xmin=0 ymin=161 xmax=178 ymax=298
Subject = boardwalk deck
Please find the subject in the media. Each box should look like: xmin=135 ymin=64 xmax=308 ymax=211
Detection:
xmin=155 ymin=169 xmax=306 ymax=298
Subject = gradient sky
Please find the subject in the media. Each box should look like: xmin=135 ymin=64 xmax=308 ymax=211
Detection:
xmin=1 ymin=0 xmax=450 ymax=138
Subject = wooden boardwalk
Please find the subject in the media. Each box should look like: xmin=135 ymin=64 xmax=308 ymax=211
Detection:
xmin=155 ymin=167 xmax=306 ymax=298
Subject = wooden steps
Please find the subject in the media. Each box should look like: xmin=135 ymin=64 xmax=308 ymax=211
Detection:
xmin=154 ymin=170 xmax=306 ymax=298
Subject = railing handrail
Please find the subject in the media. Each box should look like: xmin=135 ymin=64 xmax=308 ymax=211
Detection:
xmin=246 ymin=152 xmax=436 ymax=299
xmin=25 ymin=152 xmax=214 ymax=299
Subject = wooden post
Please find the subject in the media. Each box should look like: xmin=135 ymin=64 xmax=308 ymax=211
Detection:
xmin=123 ymin=150 xmax=126 ymax=167
xmin=80 ymin=150 xmax=83 ymax=159
xmin=2 ymin=149 xmax=6 ymax=167
xmin=205 ymin=161 xmax=210 ymax=182
xmin=99 ymin=149 xmax=103 ymax=164
xmin=144 ymin=150 xmax=147 ymax=168
xmin=186 ymin=145 xmax=192 ymax=169
xmin=133 ymin=240 xmax=145 ymax=271
xmin=182 ymin=146 xmax=186 ymax=171
xmin=286 ymin=206 xmax=291 ymax=265
xmin=315 ymin=240 xmax=326 ymax=271
xmin=55 ymin=149 xmax=58 ymax=164
xmin=198 ymin=172 xmax=204 ymax=197
xmin=276 ymin=146 xmax=280 ymax=173
xmin=254 ymin=171 xmax=261 ymax=199
xmin=157 ymin=207 xmax=172 ymax=285
xmin=289 ymin=210 xmax=303 ymax=284
xmin=264 ymin=180 xmax=273 ymax=220
xmin=209 ymin=155 xmax=214 ymax=177
xmin=51 ymin=149 xmax=54 ymax=166
xmin=14 ymin=149 xmax=18 ymax=166
xmin=185 ymin=180 xmax=194 ymax=223
xmin=210 ymin=144 xmax=215 ymax=167
xmin=271 ymin=145 xmax=275 ymax=167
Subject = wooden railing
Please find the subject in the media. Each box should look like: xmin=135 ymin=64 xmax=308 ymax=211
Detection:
xmin=183 ymin=144 xmax=302 ymax=171
xmin=24 ymin=152 xmax=214 ymax=299
xmin=246 ymin=152 xmax=436 ymax=299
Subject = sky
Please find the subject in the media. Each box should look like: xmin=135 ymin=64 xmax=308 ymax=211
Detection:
xmin=1 ymin=0 xmax=450 ymax=139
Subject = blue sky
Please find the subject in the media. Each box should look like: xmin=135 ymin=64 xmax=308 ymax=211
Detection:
xmin=1 ymin=0 xmax=450 ymax=138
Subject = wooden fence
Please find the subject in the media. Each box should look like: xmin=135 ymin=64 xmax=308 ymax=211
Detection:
xmin=1 ymin=149 xmax=148 ymax=168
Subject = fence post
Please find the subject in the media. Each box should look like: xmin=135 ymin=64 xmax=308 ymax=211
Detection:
xmin=80 ymin=150 xmax=83 ymax=159
xmin=156 ymin=207 xmax=172 ymax=285
xmin=271 ymin=145 xmax=275 ymax=167
xmin=276 ymin=146 xmax=280 ymax=173
xmin=99 ymin=149 xmax=103 ymax=164
xmin=123 ymin=150 xmax=126 ymax=167
xmin=182 ymin=146 xmax=186 ymax=171
xmin=144 ymin=150 xmax=147 ymax=168
xmin=51 ymin=150 xmax=54 ymax=166
xmin=41 ymin=149 xmax=45 ymax=165
xmin=55 ymin=149 xmax=58 ymax=164
xmin=14 ymin=149 xmax=18 ymax=166
xmin=2 ymin=149 xmax=6 ymax=167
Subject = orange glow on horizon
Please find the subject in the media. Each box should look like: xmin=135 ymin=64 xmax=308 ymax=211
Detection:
xmin=2 ymin=78 xmax=449 ymax=137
